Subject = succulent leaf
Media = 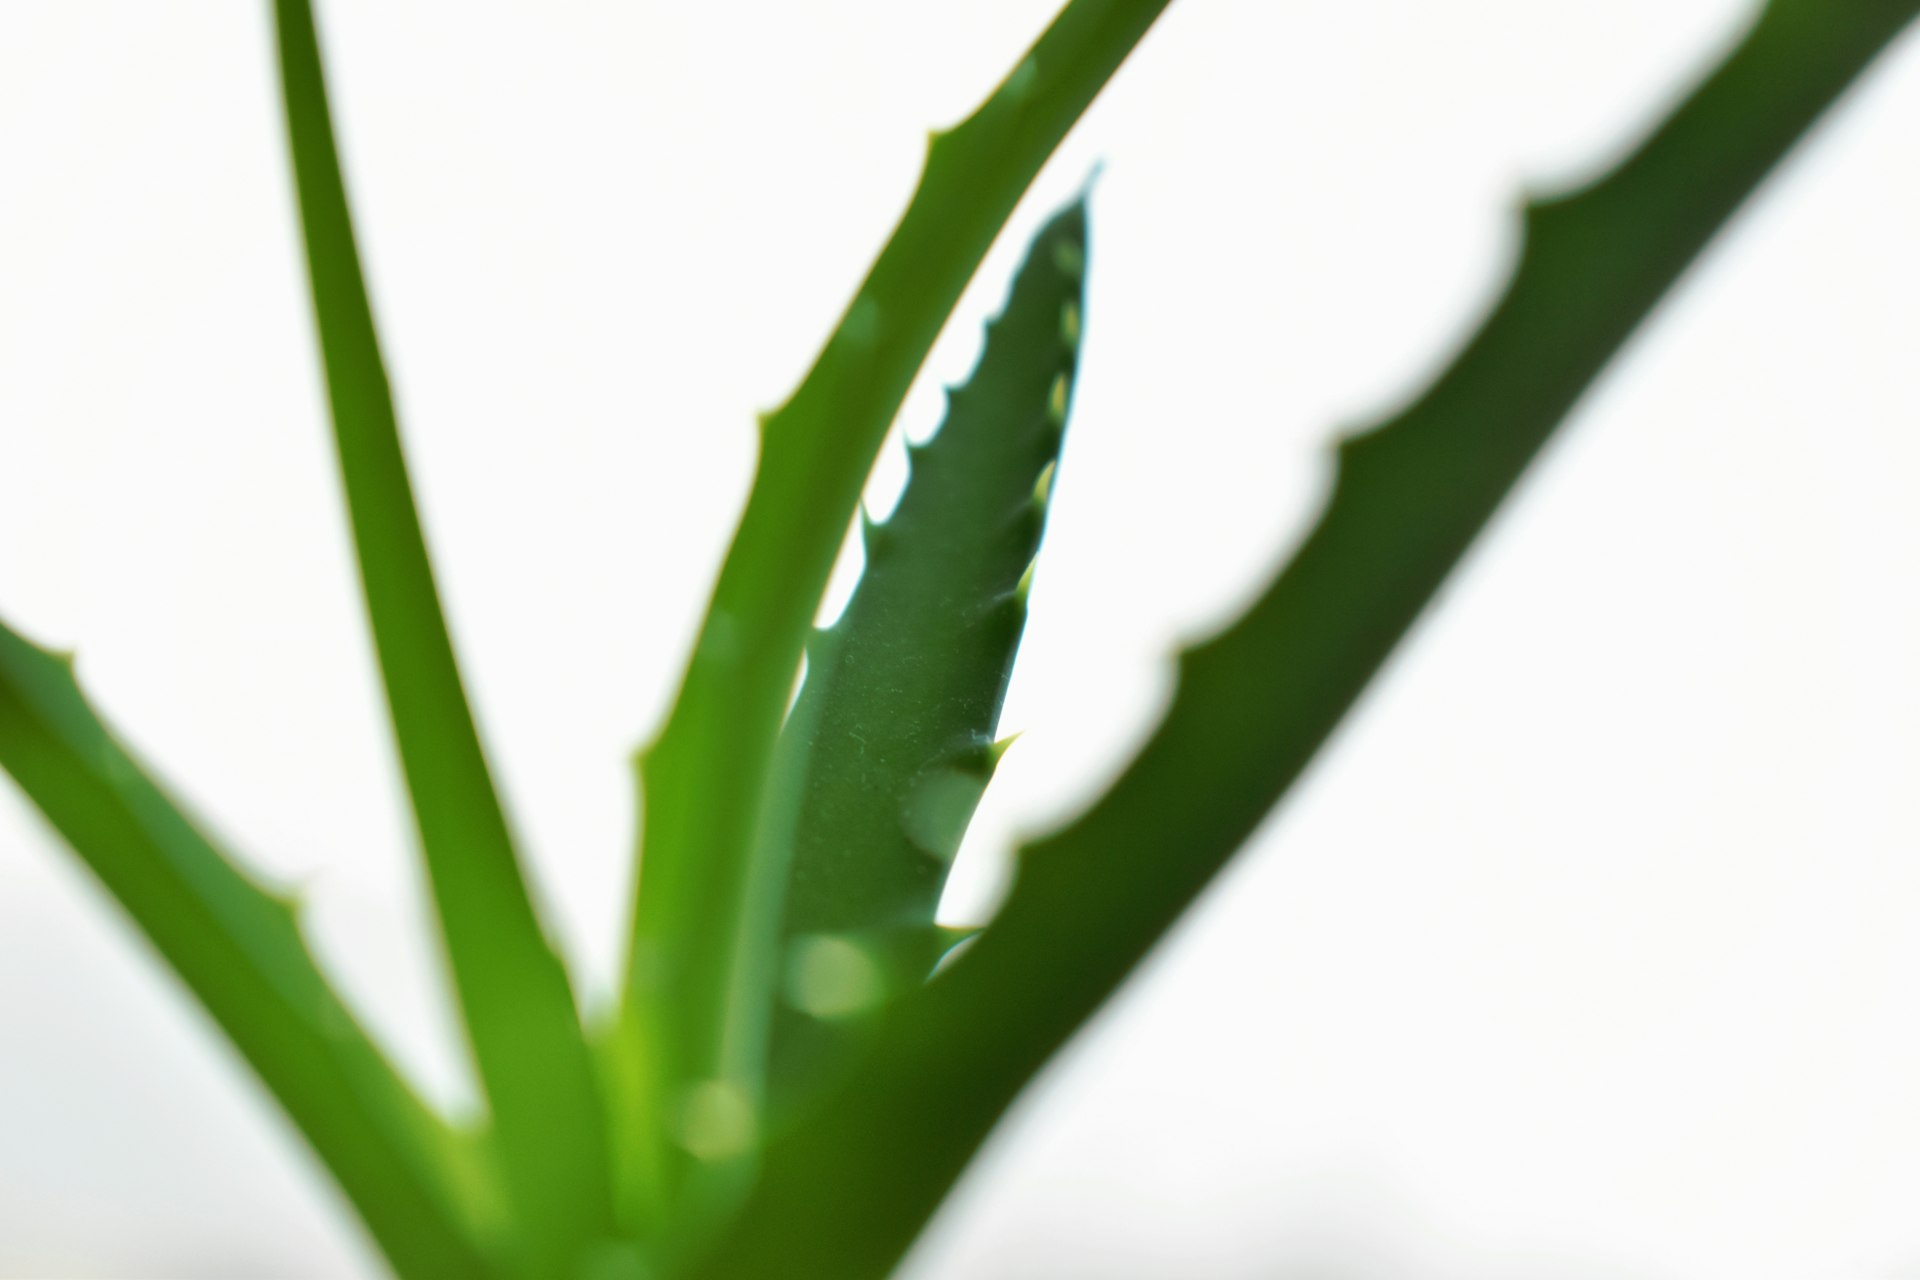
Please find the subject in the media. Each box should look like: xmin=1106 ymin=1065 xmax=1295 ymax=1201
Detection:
xmin=273 ymin=1 xmax=614 ymax=1268
xmin=0 ymin=621 xmax=506 ymax=1279
xmin=761 ymin=200 xmax=1089 ymax=1120
xmin=688 ymin=3 xmax=1920 ymax=1276
xmin=614 ymin=0 xmax=1172 ymax=1226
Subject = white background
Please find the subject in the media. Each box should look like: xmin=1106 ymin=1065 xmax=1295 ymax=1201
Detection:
xmin=4 ymin=1 xmax=1920 ymax=1276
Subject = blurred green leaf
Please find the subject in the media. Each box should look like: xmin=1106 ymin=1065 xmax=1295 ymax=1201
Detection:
xmin=0 ymin=622 xmax=506 ymax=1279
xmin=764 ymin=200 xmax=1089 ymax=1121
xmin=615 ymin=0 xmax=1172 ymax=1227
xmin=690 ymin=3 xmax=1920 ymax=1276
xmin=273 ymin=0 xmax=614 ymax=1269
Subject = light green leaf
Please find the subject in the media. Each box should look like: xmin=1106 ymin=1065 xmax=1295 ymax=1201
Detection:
xmin=273 ymin=1 xmax=613 ymax=1269
xmin=0 ymin=621 xmax=506 ymax=1279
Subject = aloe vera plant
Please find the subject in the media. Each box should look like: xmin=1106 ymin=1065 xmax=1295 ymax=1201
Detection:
xmin=4 ymin=0 xmax=1918 ymax=1276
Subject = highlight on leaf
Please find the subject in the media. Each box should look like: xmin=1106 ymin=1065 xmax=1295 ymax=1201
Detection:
xmin=274 ymin=0 xmax=615 ymax=1270
xmin=3 ymin=2 xmax=1917 ymax=1278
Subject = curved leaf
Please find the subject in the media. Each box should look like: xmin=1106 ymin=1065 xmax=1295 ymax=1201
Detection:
xmin=690 ymin=3 xmax=1920 ymax=1276
xmin=273 ymin=1 xmax=613 ymax=1268
xmin=0 ymin=622 xmax=506 ymax=1279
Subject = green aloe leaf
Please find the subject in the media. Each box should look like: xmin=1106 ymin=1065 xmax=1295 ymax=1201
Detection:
xmin=273 ymin=1 xmax=613 ymax=1269
xmin=615 ymin=0 xmax=1171 ymax=1224
xmin=0 ymin=622 xmax=505 ymax=1279
xmin=689 ymin=3 xmax=1920 ymax=1277
xmin=763 ymin=199 xmax=1089 ymax=1120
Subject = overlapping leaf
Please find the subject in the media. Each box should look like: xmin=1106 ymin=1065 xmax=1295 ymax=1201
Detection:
xmin=763 ymin=200 xmax=1090 ymax=1122
xmin=615 ymin=0 xmax=1172 ymax=1226
xmin=690 ymin=3 xmax=1920 ymax=1276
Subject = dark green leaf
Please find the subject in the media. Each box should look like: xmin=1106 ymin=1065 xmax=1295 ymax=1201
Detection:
xmin=763 ymin=200 xmax=1089 ymax=1121
xmin=613 ymin=0 xmax=1172 ymax=1228
xmin=690 ymin=3 xmax=1920 ymax=1276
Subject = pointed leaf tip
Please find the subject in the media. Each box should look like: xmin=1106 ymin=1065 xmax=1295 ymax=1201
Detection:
xmin=1031 ymin=460 xmax=1058 ymax=508
xmin=988 ymin=733 xmax=1021 ymax=768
